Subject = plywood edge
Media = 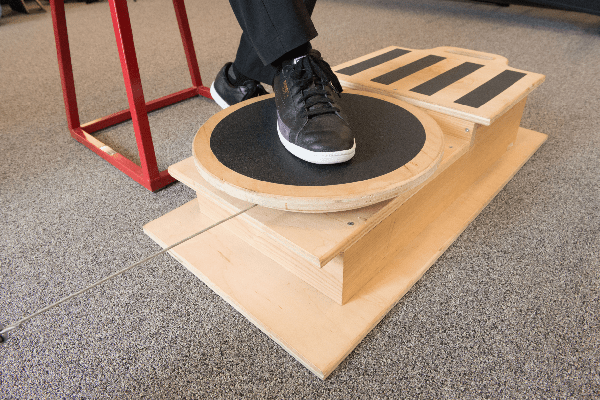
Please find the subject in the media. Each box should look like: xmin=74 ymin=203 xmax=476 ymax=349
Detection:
xmin=191 ymin=90 xmax=446 ymax=212
xmin=170 ymin=158 xmax=354 ymax=267
xmin=484 ymin=75 xmax=545 ymax=126
xmin=176 ymin=255 xmax=327 ymax=380
xmin=331 ymin=126 xmax=548 ymax=374
xmin=144 ymin=128 xmax=547 ymax=379
xmin=319 ymin=133 xmax=471 ymax=264
xmin=171 ymin=158 xmax=321 ymax=265
xmin=433 ymin=127 xmax=547 ymax=250
xmin=168 ymin=158 xmax=203 ymax=190
xmin=193 ymin=154 xmax=434 ymax=213
xmin=194 ymin=191 xmax=345 ymax=304
xmin=336 ymin=46 xmax=546 ymax=127
xmin=143 ymin=203 xmax=329 ymax=379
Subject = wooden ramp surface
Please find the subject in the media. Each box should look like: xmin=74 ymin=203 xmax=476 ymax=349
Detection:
xmin=335 ymin=46 xmax=545 ymax=126
xmin=144 ymin=128 xmax=547 ymax=379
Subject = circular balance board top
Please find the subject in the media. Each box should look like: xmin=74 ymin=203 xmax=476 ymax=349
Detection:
xmin=193 ymin=89 xmax=444 ymax=213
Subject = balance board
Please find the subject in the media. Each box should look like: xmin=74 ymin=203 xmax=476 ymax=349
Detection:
xmin=144 ymin=46 xmax=547 ymax=379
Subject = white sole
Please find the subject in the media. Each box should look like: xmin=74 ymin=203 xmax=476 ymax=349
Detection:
xmin=210 ymin=81 xmax=231 ymax=109
xmin=277 ymin=123 xmax=356 ymax=165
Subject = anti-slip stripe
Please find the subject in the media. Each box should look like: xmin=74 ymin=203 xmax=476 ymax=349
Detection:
xmin=336 ymin=48 xmax=411 ymax=76
xmin=410 ymin=62 xmax=484 ymax=96
xmin=455 ymin=70 xmax=527 ymax=108
xmin=371 ymin=55 xmax=446 ymax=85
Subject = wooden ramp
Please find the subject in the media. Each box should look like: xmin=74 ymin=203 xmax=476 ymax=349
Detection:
xmin=143 ymin=47 xmax=547 ymax=379
xmin=335 ymin=46 xmax=544 ymax=126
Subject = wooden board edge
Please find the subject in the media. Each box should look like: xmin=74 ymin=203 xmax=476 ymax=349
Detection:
xmin=169 ymin=157 xmax=368 ymax=268
xmin=319 ymin=133 xmax=471 ymax=264
xmin=486 ymin=75 xmax=545 ymax=126
xmin=336 ymin=46 xmax=546 ymax=127
xmin=144 ymin=127 xmax=547 ymax=380
xmin=143 ymin=217 xmax=327 ymax=380
xmin=191 ymin=89 xmax=446 ymax=212
xmin=322 ymin=126 xmax=548 ymax=377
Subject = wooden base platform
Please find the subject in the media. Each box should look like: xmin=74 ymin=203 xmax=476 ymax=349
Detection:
xmin=144 ymin=46 xmax=547 ymax=378
xmin=144 ymin=127 xmax=546 ymax=379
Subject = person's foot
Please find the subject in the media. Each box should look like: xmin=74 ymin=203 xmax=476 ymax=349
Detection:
xmin=210 ymin=63 xmax=268 ymax=109
xmin=273 ymin=50 xmax=355 ymax=165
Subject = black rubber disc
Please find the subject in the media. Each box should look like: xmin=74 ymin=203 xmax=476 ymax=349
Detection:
xmin=210 ymin=93 xmax=426 ymax=187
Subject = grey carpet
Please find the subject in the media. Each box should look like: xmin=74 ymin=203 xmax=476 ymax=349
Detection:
xmin=1 ymin=0 xmax=599 ymax=398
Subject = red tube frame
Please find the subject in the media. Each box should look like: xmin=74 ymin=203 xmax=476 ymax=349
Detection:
xmin=50 ymin=0 xmax=211 ymax=191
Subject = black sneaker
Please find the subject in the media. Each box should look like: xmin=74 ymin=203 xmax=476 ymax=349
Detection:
xmin=210 ymin=63 xmax=268 ymax=109
xmin=273 ymin=49 xmax=355 ymax=165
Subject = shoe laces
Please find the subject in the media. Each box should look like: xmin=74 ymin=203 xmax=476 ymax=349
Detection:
xmin=241 ymin=80 xmax=268 ymax=100
xmin=291 ymin=50 xmax=344 ymax=118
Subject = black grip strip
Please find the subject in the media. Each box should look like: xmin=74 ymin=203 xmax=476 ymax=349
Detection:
xmin=371 ymin=55 xmax=446 ymax=85
xmin=336 ymin=48 xmax=411 ymax=76
xmin=410 ymin=62 xmax=484 ymax=96
xmin=455 ymin=70 xmax=527 ymax=108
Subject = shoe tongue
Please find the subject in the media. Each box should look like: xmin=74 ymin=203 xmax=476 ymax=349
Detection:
xmin=293 ymin=55 xmax=315 ymax=82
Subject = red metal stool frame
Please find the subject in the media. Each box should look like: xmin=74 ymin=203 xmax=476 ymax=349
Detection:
xmin=50 ymin=0 xmax=211 ymax=191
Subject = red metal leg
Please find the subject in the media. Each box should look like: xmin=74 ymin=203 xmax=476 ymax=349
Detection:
xmin=172 ymin=0 xmax=211 ymax=98
xmin=108 ymin=0 xmax=162 ymax=187
xmin=173 ymin=0 xmax=201 ymax=87
xmin=49 ymin=0 xmax=211 ymax=192
xmin=81 ymin=87 xmax=200 ymax=134
xmin=50 ymin=0 xmax=80 ymax=132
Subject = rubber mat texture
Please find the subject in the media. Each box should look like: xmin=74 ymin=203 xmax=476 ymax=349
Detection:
xmin=211 ymin=94 xmax=425 ymax=186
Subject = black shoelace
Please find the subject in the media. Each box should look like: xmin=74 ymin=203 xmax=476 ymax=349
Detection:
xmin=292 ymin=51 xmax=344 ymax=118
xmin=241 ymin=80 xmax=267 ymax=100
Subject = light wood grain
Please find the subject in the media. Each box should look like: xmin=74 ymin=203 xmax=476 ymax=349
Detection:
xmin=171 ymin=131 xmax=468 ymax=304
xmin=192 ymin=89 xmax=445 ymax=213
xmin=335 ymin=46 xmax=545 ymax=126
xmin=341 ymin=97 xmax=526 ymax=303
xmin=169 ymin=98 xmax=524 ymax=305
xmin=82 ymin=131 xmax=118 ymax=156
xmin=145 ymin=127 xmax=547 ymax=379
xmin=424 ymin=109 xmax=475 ymax=145
xmin=170 ymin=159 xmax=361 ymax=268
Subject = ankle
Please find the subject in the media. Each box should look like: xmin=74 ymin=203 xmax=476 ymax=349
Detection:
xmin=227 ymin=63 xmax=251 ymax=86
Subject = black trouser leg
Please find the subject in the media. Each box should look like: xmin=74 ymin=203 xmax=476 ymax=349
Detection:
xmin=229 ymin=0 xmax=318 ymax=84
